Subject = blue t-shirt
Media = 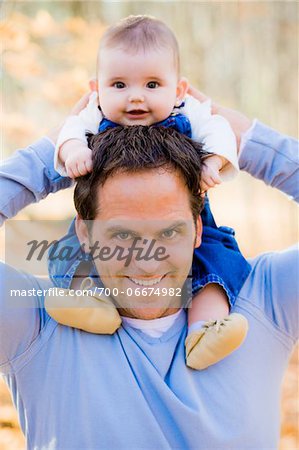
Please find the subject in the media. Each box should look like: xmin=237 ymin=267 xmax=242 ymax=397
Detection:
xmin=0 ymin=121 xmax=298 ymax=449
xmin=0 ymin=246 xmax=298 ymax=449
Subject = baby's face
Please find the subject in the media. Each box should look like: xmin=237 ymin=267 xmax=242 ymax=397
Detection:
xmin=97 ymin=47 xmax=187 ymax=126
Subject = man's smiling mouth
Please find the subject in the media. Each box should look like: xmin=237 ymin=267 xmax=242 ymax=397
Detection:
xmin=127 ymin=275 xmax=165 ymax=286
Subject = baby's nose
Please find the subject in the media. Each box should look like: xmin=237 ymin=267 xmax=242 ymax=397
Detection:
xmin=128 ymin=91 xmax=145 ymax=103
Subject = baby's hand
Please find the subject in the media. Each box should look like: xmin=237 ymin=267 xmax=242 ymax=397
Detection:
xmin=59 ymin=139 xmax=93 ymax=178
xmin=200 ymin=155 xmax=226 ymax=194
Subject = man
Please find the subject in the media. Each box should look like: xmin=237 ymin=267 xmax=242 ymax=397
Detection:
xmin=0 ymin=97 xmax=298 ymax=449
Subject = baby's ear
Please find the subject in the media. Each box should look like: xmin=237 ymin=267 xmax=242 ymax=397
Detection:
xmin=176 ymin=77 xmax=189 ymax=103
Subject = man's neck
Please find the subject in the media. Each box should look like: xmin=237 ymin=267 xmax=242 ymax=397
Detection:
xmin=117 ymin=307 xmax=181 ymax=320
xmin=121 ymin=309 xmax=184 ymax=338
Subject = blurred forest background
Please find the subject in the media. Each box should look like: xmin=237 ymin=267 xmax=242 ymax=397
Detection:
xmin=0 ymin=1 xmax=298 ymax=449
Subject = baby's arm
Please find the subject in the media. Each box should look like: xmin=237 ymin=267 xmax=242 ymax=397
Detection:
xmin=59 ymin=139 xmax=93 ymax=179
xmin=201 ymin=155 xmax=226 ymax=192
xmin=182 ymin=95 xmax=238 ymax=191
xmin=55 ymin=92 xmax=102 ymax=178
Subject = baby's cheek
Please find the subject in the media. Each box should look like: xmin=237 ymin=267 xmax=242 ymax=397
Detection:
xmin=98 ymin=92 xmax=116 ymax=116
xmin=152 ymin=101 xmax=175 ymax=123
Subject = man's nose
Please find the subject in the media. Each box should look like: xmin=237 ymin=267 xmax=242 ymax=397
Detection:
xmin=132 ymin=256 xmax=162 ymax=275
xmin=131 ymin=241 xmax=164 ymax=274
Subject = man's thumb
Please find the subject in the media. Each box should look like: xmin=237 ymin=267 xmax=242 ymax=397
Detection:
xmin=89 ymin=78 xmax=98 ymax=92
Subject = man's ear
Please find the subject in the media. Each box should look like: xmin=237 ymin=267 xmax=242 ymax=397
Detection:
xmin=194 ymin=215 xmax=202 ymax=248
xmin=75 ymin=215 xmax=90 ymax=247
xmin=176 ymin=77 xmax=189 ymax=104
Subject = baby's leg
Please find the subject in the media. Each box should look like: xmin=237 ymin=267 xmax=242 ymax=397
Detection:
xmin=188 ymin=283 xmax=229 ymax=327
xmin=185 ymin=283 xmax=248 ymax=370
xmin=45 ymin=263 xmax=121 ymax=334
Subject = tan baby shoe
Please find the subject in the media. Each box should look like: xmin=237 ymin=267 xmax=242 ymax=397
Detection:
xmin=45 ymin=278 xmax=121 ymax=334
xmin=185 ymin=313 xmax=248 ymax=370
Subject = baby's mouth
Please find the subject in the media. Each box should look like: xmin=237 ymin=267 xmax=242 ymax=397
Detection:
xmin=126 ymin=110 xmax=149 ymax=117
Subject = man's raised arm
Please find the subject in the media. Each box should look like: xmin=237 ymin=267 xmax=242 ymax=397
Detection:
xmin=239 ymin=121 xmax=299 ymax=202
xmin=0 ymin=137 xmax=72 ymax=225
xmin=239 ymin=121 xmax=298 ymax=340
xmin=188 ymin=85 xmax=299 ymax=202
xmin=0 ymin=94 xmax=92 ymax=374
xmin=0 ymin=93 xmax=91 ymax=225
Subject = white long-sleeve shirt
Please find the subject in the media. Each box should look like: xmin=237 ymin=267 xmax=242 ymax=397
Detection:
xmin=55 ymin=92 xmax=239 ymax=179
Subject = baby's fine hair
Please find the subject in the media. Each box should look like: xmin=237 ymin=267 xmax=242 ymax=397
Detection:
xmin=98 ymin=15 xmax=180 ymax=72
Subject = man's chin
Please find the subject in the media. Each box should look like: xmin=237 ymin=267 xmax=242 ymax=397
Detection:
xmin=118 ymin=307 xmax=180 ymax=320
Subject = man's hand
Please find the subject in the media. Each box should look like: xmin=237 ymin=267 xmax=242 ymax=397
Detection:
xmin=60 ymin=139 xmax=93 ymax=179
xmin=200 ymin=155 xmax=224 ymax=194
xmin=70 ymin=92 xmax=93 ymax=115
xmin=188 ymin=86 xmax=252 ymax=153
xmin=46 ymin=92 xmax=92 ymax=145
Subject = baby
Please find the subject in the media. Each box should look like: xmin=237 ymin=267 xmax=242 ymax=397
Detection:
xmin=46 ymin=15 xmax=249 ymax=370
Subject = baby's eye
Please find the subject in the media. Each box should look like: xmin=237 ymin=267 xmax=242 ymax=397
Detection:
xmin=161 ymin=229 xmax=177 ymax=239
xmin=146 ymin=81 xmax=159 ymax=89
xmin=113 ymin=82 xmax=126 ymax=89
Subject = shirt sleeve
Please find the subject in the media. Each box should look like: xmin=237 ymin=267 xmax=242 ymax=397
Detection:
xmin=246 ymin=245 xmax=299 ymax=342
xmin=240 ymin=122 xmax=298 ymax=340
xmin=181 ymin=95 xmax=239 ymax=181
xmin=0 ymin=262 xmax=51 ymax=375
xmin=239 ymin=120 xmax=299 ymax=202
xmin=54 ymin=92 xmax=102 ymax=176
xmin=0 ymin=138 xmax=73 ymax=226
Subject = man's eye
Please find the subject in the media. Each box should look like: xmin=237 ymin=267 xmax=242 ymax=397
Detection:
xmin=113 ymin=82 xmax=126 ymax=89
xmin=146 ymin=81 xmax=159 ymax=89
xmin=161 ymin=229 xmax=177 ymax=239
xmin=115 ymin=232 xmax=132 ymax=241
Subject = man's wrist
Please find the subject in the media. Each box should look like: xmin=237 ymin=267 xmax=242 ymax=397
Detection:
xmin=45 ymin=124 xmax=63 ymax=146
xmin=239 ymin=118 xmax=258 ymax=158
xmin=44 ymin=136 xmax=55 ymax=148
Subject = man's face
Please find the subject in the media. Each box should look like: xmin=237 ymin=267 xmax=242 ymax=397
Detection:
xmin=76 ymin=168 xmax=202 ymax=320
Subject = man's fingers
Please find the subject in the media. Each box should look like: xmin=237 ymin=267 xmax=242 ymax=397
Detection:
xmin=187 ymin=85 xmax=209 ymax=103
xmin=46 ymin=125 xmax=63 ymax=146
xmin=70 ymin=92 xmax=92 ymax=115
xmin=89 ymin=78 xmax=98 ymax=92
xmin=188 ymin=85 xmax=221 ymax=116
xmin=189 ymin=85 xmax=253 ymax=153
xmin=187 ymin=85 xmax=219 ymax=115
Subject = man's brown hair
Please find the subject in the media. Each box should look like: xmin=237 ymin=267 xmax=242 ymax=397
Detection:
xmin=98 ymin=15 xmax=180 ymax=73
xmin=74 ymin=126 xmax=206 ymax=226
